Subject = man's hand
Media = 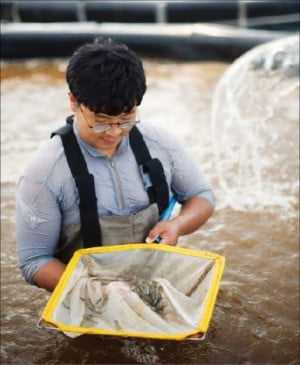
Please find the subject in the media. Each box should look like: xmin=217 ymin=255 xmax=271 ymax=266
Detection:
xmin=146 ymin=219 xmax=180 ymax=245
xmin=146 ymin=196 xmax=213 ymax=245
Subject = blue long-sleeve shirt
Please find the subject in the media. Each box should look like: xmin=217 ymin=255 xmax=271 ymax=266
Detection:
xmin=16 ymin=120 xmax=215 ymax=284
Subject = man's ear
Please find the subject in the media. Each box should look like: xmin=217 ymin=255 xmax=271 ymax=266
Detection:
xmin=68 ymin=92 xmax=77 ymax=113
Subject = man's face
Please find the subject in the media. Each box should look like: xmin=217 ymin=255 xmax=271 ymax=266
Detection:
xmin=69 ymin=93 xmax=138 ymax=156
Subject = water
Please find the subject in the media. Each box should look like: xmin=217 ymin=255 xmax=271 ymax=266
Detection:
xmin=1 ymin=42 xmax=299 ymax=364
xmin=211 ymin=35 xmax=299 ymax=213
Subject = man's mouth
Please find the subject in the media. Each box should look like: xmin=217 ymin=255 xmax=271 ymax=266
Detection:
xmin=102 ymin=137 xmax=120 ymax=145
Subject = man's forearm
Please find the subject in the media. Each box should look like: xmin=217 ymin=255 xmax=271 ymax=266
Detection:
xmin=33 ymin=259 xmax=66 ymax=292
xmin=146 ymin=196 xmax=214 ymax=244
xmin=173 ymin=196 xmax=213 ymax=236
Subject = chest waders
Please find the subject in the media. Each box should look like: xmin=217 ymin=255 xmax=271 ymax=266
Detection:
xmin=51 ymin=116 xmax=170 ymax=261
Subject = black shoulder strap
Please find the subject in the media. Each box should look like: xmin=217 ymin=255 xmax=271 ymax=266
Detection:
xmin=51 ymin=116 xmax=101 ymax=247
xmin=129 ymin=126 xmax=169 ymax=214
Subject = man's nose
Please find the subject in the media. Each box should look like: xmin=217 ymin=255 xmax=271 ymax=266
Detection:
xmin=106 ymin=124 xmax=122 ymax=136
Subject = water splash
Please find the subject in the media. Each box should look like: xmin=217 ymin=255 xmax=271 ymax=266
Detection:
xmin=24 ymin=210 xmax=46 ymax=229
xmin=18 ymin=198 xmax=47 ymax=229
xmin=211 ymin=35 xmax=299 ymax=214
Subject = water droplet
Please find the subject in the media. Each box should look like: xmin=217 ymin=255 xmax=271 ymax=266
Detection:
xmin=25 ymin=211 xmax=43 ymax=228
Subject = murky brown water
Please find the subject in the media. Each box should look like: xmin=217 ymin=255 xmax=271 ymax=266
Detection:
xmin=1 ymin=57 xmax=299 ymax=364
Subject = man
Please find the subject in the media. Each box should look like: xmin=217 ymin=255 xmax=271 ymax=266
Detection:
xmin=16 ymin=39 xmax=215 ymax=292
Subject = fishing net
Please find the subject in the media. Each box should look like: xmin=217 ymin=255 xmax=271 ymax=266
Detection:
xmin=40 ymin=244 xmax=225 ymax=340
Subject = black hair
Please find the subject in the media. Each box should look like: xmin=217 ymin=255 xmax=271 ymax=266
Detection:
xmin=66 ymin=38 xmax=146 ymax=115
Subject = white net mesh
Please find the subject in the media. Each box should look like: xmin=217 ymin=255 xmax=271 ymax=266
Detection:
xmin=45 ymin=247 xmax=222 ymax=339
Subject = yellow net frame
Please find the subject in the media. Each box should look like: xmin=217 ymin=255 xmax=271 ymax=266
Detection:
xmin=41 ymin=243 xmax=225 ymax=340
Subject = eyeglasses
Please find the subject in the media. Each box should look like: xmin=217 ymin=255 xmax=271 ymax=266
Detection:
xmin=79 ymin=105 xmax=140 ymax=133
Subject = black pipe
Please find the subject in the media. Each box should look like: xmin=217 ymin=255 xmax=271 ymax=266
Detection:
xmin=1 ymin=23 xmax=291 ymax=61
xmin=166 ymin=1 xmax=238 ymax=23
xmin=16 ymin=1 xmax=78 ymax=23
xmin=246 ymin=1 xmax=300 ymax=18
xmin=85 ymin=2 xmax=156 ymax=23
xmin=1 ymin=1 xmax=299 ymax=26
xmin=0 ymin=2 xmax=13 ymax=21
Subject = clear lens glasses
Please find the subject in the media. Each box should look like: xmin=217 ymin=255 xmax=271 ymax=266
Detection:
xmin=79 ymin=105 xmax=139 ymax=132
xmin=91 ymin=120 xmax=140 ymax=132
